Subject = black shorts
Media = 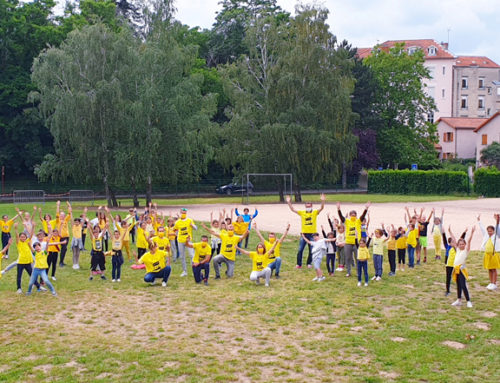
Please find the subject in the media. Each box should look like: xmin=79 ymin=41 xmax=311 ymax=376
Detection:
xmin=90 ymin=250 xmax=106 ymax=271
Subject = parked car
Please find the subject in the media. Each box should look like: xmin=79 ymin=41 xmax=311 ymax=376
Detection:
xmin=216 ymin=182 xmax=254 ymax=195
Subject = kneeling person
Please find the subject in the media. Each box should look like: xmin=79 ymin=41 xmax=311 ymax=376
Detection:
xmin=255 ymin=223 xmax=290 ymax=279
xmin=186 ymin=235 xmax=211 ymax=285
xmin=138 ymin=241 xmax=171 ymax=287
xmin=237 ymin=241 xmax=278 ymax=287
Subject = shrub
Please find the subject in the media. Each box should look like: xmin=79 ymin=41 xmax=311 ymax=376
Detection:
xmin=367 ymin=170 xmax=468 ymax=194
xmin=474 ymin=167 xmax=500 ymax=197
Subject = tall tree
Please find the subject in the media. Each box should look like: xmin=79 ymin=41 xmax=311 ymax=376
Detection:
xmin=364 ymin=43 xmax=439 ymax=168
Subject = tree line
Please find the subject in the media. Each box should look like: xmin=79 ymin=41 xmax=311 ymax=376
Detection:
xmin=0 ymin=0 xmax=438 ymax=206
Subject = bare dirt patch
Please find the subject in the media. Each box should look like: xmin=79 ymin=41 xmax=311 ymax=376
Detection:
xmin=442 ymin=341 xmax=466 ymax=349
xmin=391 ymin=337 xmax=407 ymax=342
xmin=473 ymin=322 xmax=491 ymax=331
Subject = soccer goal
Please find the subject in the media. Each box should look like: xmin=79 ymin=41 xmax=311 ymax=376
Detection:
xmin=241 ymin=173 xmax=293 ymax=204
xmin=69 ymin=190 xmax=95 ymax=205
xmin=13 ymin=190 xmax=46 ymax=204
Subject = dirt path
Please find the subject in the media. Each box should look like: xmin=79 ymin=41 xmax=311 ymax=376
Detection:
xmin=160 ymin=198 xmax=500 ymax=250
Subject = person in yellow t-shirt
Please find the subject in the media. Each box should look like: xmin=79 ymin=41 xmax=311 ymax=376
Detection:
xmin=54 ymin=200 xmax=72 ymax=268
xmin=254 ymin=222 xmax=290 ymax=278
xmin=26 ymin=239 xmax=64 ymax=296
xmin=70 ymin=206 xmax=87 ymax=270
xmin=477 ymin=214 xmax=500 ymax=291
xmin=0 ymin=211 xmax=21 ymax=259
xmin=138 ymin=241 xmax=171 ymax=287
xmin=104 ymin=228 xmax=129 ymax=282
xmin=166 ymin=217 xmax=179 ymax=261
xmin=136 ymin=221 xmax=150 ymax=261
xmin=406 ymin=223 xmax=419 ymax=268
xmin=186 ymin=235 xmax=212 ymax=285
xmin=396 ymin=226 xmax=407 ymax=272
xmin=13 ymin=222 xmax=39 ymax=294
xmin=233 ymin=216 xmax=249 ymax=255
xmin=337 ymin=201 xmax=371 ymax=277
xmin=356 ymin=237 xmax=372 ymax=286
xmin=151 ymin=227 xmax=171 ymax=257
xmin=203 ymin=223 xmax=248 ymax=279
xmin=237 ymin=240 xmax=279 ymax=287
xmin=87 ymin=221 xmax=108 ymax=281
xmin=286 ymin=193 xmax=326 ymax=269
xmin=173 ymin=208 xmax=197 ymax=277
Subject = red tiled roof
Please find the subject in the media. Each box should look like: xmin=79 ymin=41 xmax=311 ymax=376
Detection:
xmin=455 ymin=56 xmax=500 ymax=68
xmin=437 ymin=117 xmax=488 ymax=129
xmin=474 ymin=112 xmax=500 ymax=132
xmin=357 ymin=39 xmax=454 ymax=60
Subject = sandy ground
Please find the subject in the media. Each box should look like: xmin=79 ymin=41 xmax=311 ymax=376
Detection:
xmin=161 ymin=198 xmax=500 ymax=250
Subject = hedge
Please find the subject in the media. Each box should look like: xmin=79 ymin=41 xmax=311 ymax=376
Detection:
xmin=474 ymin=167 xmax=500 ymax=197
xmin=367 ymin=170 xmax=469 ymax=194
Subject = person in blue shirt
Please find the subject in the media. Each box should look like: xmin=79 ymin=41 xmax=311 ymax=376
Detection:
xmin=235 ymin=207 xmax=258 ymax=248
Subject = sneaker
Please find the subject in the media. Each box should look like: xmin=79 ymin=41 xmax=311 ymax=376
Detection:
xmin=275 ymin=274 xmax=280 ymax=279
xmin=312 ymin=277 xmax=319 ymax=281
xmin=346 ymin=273 xmax=350 ymax=277
xmin=307 ymin=265 xmax=312 ymax=269
xmin=466 ymin=301 xmax=473 ymax=308
xmin=51 ymin=276 xmax=56 ymax=281
xmin=101 ymin=275 xmax=106 ymax=280
xmin=423 ymin=257 xmax=427 ymax=263
xmin=265 ymin=283 xmax=270 ymax=287
xmin=150 ymin=281 xmax=156 ymax=286
xmin=318 ymin=276 xmax=325 ymax=282
xmin=364 ymin=283 xmax=368 ymax=287
xmin=255 ymin=279 xmax=261 ymax=285
xmin=204 ymin=280 xmax=208 ymax=286
xmin=112 ymin=279 xmax=116 ymax=283
xmin=445 ymin=292 xmax=450 ymax=296
xmin=180 ymin=271 xmax=187 ymax=277
xmin=72 ymin=264 xmax=78 ymax=270
xmin=59 ymin=263 xmax=66 ymax=267
xmin=3 ymin=255 xmax=8 ymax=259
xmin=376 ymin=276 xmax=381 ymax=281
xmin=117 ymin=279 xmax=121 ymax=282
xmin=162 ymin=282 xmax=167 ymax=287
xmin=451 ymin=299 xmax=462 ymax=306
xmin=295 ymin=265 xmax=302 ymax=269
xmin=89 ymin=276 xmax=93 ymax=281
xmin=357 ymin=282 xmax=361 ymax=287
xmin=26 ymin=291 xmax=31 ymax=296
xmin=17 ymin=288 xmax=23 ymax=294
xmin=39 ymin=286 xmax=47 ymax=292
xmin=215 ymin=275 xmax=220 ymax=279
xmin=435 ymin=256 xmax=441 ymax=260
xmin=52 ymin=291 xmax=57 ymax=297
xmin=371 ymin=276 xmax=377 ymax=281
xmin=492 ymin=284 xmax=498 ymax=290
xmin=336 ymin=267 xmax=342 ymax=271
xmin=388 ymin=272 xmax=394 ymax=276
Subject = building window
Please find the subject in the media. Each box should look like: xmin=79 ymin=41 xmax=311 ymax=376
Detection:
xmin=478 ymin=96 xmax=485 ymax=109
xmin=442 ymin=89 xmax=445 ymax=98
xmin=443 ymin=132 xmax=454 ymax=142
xmin=443 ymin=152 xmax=454 ymax=159
xmin=479 ymin=78 xmax=485 ymax=89
xmin=461 ymin=77 xmax=468 ymax=89
xmin=408 ymin=46 xmax=419 ymax=55
xmin=487 ymin=108 xmax=491 ymax=116
xmin=427 ymin=112 xmax=434 ymax=123
xmin=482 ymin=134 xmax=488 ymax=145
xmin=428 ymin=46 xmax=437 ymax=56
xmin=427 ymin=86 xmax=435 ymax=99
xmin=461 ymin=96 xmax=468 ymax=109
xmin=442 ymin=66 xmax=446 ymax=75
xmin=427 ymin=66 xmax=435 ymax=79
xmin=497 ymin=87 xmax=500 ymax=96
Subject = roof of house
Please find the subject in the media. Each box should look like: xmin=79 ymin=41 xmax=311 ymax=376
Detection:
xmin=437 ymin=117 xmax=489 ymax=129
xmin=356 ymin=39 xmax=454 ymax=60
xmin=474 ymin=112 xmax=500 ymax=132
xmin=455 ymin=56 xmax=500 ymax=68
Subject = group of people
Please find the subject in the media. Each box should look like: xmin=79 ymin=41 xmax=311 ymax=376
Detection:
xmin=287 ymin=194 xmax=499 ymax=308
xmin=0 ymin=197 xmax=498 ymax=307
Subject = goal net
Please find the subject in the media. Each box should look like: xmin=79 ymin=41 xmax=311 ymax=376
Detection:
xmin=13 ymin=190 xmax=46 ymax=204
xmin=69 ymin=190 xmax=95 ymax=205
xmin=241 ymin=173 xmax=293 ymax=204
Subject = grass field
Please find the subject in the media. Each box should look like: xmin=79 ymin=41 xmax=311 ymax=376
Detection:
xmin=0 ymin=202 xmax=499 ymax=382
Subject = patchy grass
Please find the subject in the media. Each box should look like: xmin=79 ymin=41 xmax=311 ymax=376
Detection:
xmin=0 ymin=203 xmax=499 ymax=382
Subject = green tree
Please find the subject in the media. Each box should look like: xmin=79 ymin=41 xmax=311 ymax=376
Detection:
xmin=32 ymin=23 xmax=139 ymax=206
xmin=364 ymin=43 xmax=439 ymax=168
xmin=480 ymin=142 xmax=500 ymax=169
xmin=220 ymin=5 xmax=357 ymax=201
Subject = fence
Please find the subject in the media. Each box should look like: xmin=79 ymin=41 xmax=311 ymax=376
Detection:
xmin=13 ymin=190 xmax=46 ymax=204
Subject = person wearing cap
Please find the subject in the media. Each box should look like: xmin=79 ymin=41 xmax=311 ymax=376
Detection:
xmin=173 ymin=208 xmax=197 ymax=277
xmin=286 ymin=194 xmax=326 ymax=269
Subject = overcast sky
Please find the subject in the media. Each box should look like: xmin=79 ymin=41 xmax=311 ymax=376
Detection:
xmin=174 ymin=0 xmax=500 ymax=64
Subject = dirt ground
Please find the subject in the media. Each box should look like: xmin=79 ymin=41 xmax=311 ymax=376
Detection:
xmin=162 ymin=198 xmax=500 ymax=250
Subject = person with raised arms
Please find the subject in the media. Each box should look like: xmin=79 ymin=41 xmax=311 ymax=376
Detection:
xmin=286 ymin=194 xmax=326 ymax=269
xmin=254 ymin=222 xmax=290 ymax=279
xmin=235 ymin=207 xmax=258 ymax=248
xmin=203 ymin=223 xmax=248 ymax=279
xmin=173 ymin=208 xmax=197 ymax=277
xmin=336 ymin=201 xmax=370 ymax=277
xmin=237 ymin=241 xmax=279 ymax=287
xmin=138 ymin=241 xmax=171 ymax=287
xmin=186 ymin=235 xmax=212 ymax=285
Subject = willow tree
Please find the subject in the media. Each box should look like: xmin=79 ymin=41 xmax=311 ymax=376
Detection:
xmin=32 ymin=23 xmax=139 ymax=206
xmin=220 ymin=4 xmax=357 ymax=201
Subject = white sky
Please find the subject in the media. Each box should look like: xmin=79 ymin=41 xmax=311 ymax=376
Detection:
xmin=174 ymin=0 xmax=500 ymax=63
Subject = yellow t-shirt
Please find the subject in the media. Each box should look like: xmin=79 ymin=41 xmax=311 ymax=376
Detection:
xmin=446 ymin=247 xmax=457 ymax=267
xmin=34 ymin=250 xmax=49 ymax=269
xmin=249 ymin=251 xmax=268 ymax=271
xmin=72 ymin=224 xmax=82 ymax=239
xmin=41 ymin=219 xmax=57 ymax=234
xmin=345 ymin=217 xmax=362 ymax=245
xmin=220 ymin=232 xmax=241 ymax=261
xmin=357 ymin=247 xmax=370 ymax=261
xmin=0 ymin=219 xmax=14 ymax=233
xmin=167 ymin=226 xmax=176 ymax=241
xmin=192 ymin=242 xmax=212 ymax=263
xmin=56 ymin=215 xmax=71 ymax=237
xmin=264 ymin=240 xmax=280 ymax=260
xmin=297 ymin=210 xmax=319 ymax=234
xmin=17 ymin=240 xmax=33 ymax=264
xmin=137 ymin=228 xmax=149 ymax=249
xmin=396 ymin=235 xmax=407 ymax=249
xmin=372 ymin=237 xmax=385 ymax=255
xmin=407 ymin=229 xmax=418 ymax=248
xmin=152 ymin=236 xmax=170 ymax=252
xmin=139 ymin=250 xmax=167 ymax=273
xmin=47 ymin=235 xmax=61 ymax=253
xmin=91 ymin=236 xmax=104 ymax=252
xmin=174 ymin=218 xmax=194 ymax=244
xmin=118 ymin=224 xmax=134 ymax=242
xmin=233 ymin=221 xmax=249 ymax=235
xmin=387 ymin=238 xmax=397 ymax=251
xmin=112 ymin=237 xmax=123 ymax=251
